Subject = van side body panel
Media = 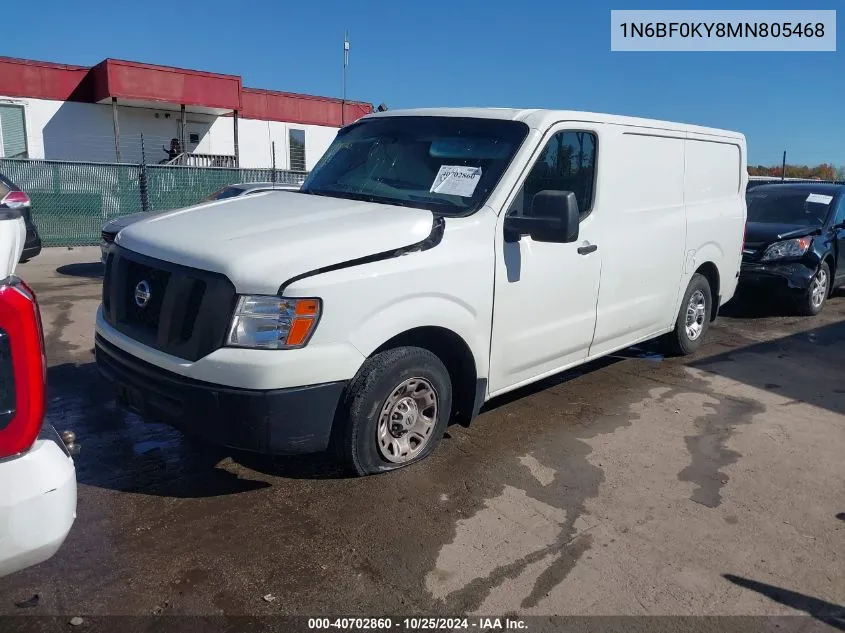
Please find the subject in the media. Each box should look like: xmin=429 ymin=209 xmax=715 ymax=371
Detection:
xmin=589 ymin=126 xmax=687 ymax=357
xmin=486 ymin=119 xmax=745 ymax=396
xmin=675 ymin=132 xmax=746 ymax=319
xmin=487 ymin=122 xmax=604 ymax=394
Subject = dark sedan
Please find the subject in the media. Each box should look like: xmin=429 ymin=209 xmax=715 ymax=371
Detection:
xmin=740 ymin=183 xmax=845 ymax=315
xmin=0 ymin=172 xmax=41 ymax=262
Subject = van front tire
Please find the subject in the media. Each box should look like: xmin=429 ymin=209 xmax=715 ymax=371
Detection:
xmin=333 ymin=346 xmax=452 ymax=476
xmin=665 ymin=273 xmax=712 ymax=356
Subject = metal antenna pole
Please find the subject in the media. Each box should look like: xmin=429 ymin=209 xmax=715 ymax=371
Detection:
xmin=342 ymin=31 xmax=349 ymax=124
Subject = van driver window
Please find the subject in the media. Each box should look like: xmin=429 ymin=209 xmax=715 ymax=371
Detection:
xmin=517 ymin=131 xmax=597 ymax=219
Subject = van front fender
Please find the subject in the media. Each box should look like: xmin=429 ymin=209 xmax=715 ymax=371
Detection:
xmin=348 ymin=294 xmax=489 ymax=379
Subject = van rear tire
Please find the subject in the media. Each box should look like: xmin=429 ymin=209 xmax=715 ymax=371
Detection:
xmin=665 ymin=273 xmax=712 ymax=356
xmin=332 ymin=346 xmax=452 ymax=476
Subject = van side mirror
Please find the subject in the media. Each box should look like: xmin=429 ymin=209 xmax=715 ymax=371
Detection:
xmin=503 ymin=190 xmax=580 ymax=243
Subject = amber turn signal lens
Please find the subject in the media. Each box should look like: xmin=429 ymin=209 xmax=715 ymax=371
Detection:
xmin=286 ymin=317 xmax=315 ymax=346
xmin=295 ymin=299 xmax=320 ymax=316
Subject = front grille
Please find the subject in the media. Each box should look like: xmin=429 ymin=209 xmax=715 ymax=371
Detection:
xmin=102 ymin=230 xmax=115 ymax=243
xmin=102 ymin=247 xmax=236 ymax=361
xmin=123 ymin=261 xmax=170 ymax=334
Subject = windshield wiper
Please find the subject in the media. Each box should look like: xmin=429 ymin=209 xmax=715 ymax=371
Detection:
xmin=406 ymin=194 xmax=462 ymax=208
xmin=302 ymin=187 xmax=423 ymax=209
xmin=301 ymin=187 xmax=462 ymax=213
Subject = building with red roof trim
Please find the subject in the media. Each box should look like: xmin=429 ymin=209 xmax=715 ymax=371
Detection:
xmin=0 ymin=56 xmax=373 ymax=170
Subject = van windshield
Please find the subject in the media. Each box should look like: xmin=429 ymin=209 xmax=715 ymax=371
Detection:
xmin=301 ymin=116 xmax=529 ymax=215
xmin=746 ymin=189 xmax=834 ymax=226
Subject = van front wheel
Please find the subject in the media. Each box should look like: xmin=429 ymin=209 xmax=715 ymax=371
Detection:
xmin=333 ymin=346 xmax=452 ymax=476
xmin=665 ymin=273 xmax=712 ymax=356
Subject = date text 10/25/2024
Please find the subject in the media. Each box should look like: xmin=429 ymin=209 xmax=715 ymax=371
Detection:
xmin=307 ymin=618 xmax=529 ymax=631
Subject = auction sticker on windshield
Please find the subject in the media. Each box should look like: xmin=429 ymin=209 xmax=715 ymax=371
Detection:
xmin=430 ymin=165 xmax=482 ymax=197
xmin=806 ymin=193 xmax=833 ymax=205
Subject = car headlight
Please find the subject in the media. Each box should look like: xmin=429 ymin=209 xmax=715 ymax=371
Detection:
xmin=761 ymin=237 xmax=812 ymax=262
xmin=227 ymin=296 xmax=321 ymax=349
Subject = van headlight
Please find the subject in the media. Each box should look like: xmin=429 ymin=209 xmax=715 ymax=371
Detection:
xmin=226 ymin=296 xmax=321 ymax=349
xmin=761 ymin=237 xmax=812 ymax=262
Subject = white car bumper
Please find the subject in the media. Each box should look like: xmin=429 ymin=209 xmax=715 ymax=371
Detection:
xmin=0 ymin=429 xmax=77 ymax=577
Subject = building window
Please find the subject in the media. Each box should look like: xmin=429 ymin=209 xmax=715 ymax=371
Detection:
xmin=0 ymin=105 xmax=28 ymax=159
xmin=189 ymin=133 xmax=200 ymax=145
xmin=289 ymin=129 xmax=306 ymax=171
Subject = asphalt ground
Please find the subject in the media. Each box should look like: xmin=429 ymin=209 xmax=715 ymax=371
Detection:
xmin=0 ymin=247 xmax=842 ymax=627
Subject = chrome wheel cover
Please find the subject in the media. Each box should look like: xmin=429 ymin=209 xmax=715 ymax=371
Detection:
xmin=685 ymin=289 xmax=707 ymax=341
xmin=376 ymin=377 xmax=438 ymax=463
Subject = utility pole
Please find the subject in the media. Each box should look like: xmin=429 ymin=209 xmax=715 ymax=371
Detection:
xmin=139 ymin=133 xmax=149 ymax=213
xmin=781 ymin=150 xmax=786 ymax=181
xmin=342 ymin=31 xmax=350 ymax=125
xmin=111 ymin=97 xmax=121 ymax=162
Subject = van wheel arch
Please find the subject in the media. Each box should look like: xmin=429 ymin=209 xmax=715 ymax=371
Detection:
xmin=366 ymin=326 xmax=480 ymax=427
xmin=695 ymin=262 xmax=720 ymax=321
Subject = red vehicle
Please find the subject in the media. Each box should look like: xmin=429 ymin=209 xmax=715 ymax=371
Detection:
xmin=0 ymin=211 xmax=76 ymax=577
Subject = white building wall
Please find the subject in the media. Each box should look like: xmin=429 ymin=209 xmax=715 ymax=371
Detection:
xmin=300 ymin=123 xmax=339 ymax=171
xmin=0 ymin=95 xmax=339 ymax=169
xmin=211 ymin=117 xmax=338 ymax=170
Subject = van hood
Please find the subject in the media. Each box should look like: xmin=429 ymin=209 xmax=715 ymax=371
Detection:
xmin=116 ymin=191 xmax=436 ymax=294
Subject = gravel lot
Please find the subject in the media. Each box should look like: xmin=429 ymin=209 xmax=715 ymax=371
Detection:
xmin=1 ymin=247 xmax=843 ymax=623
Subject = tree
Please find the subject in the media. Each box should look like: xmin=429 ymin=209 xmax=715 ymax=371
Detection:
xmin=748 ymin=163 xmax=839 ymax=180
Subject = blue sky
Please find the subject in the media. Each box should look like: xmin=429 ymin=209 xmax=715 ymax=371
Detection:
xmin=3 ymin=0 xmax=842 ymax=165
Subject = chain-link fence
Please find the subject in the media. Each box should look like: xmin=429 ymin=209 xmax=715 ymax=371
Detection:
xmin=0 ymin=158 xmax=308 ymax=247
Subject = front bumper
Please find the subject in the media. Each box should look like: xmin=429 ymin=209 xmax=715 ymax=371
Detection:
xmin=95 ymin=335 xmax=346 ymax=455
xmin=95 ymin=305 xmax=365 ymax=390
xmin=739 ymin=261 xmax=816 ymax=294
xmin=0 ymin=427 xmax=77 ymax=577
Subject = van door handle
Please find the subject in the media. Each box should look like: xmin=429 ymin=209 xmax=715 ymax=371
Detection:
xmin=577 ymin=244 xmax=598 ymax=255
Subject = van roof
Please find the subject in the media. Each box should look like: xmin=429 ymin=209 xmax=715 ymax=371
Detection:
xmin=365 ymin=107 xmax=744 ymax=141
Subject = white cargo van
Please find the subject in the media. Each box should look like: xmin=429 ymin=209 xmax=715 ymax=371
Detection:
xmin=95 ymin=108 xmax=746 ymax=475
